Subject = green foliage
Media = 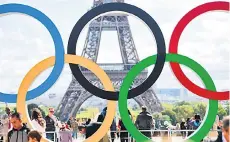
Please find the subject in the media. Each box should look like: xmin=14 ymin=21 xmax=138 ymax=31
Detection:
xmin=162 ymin=103 xmax=173 ymax=110
xmin=13 ymin=108 xmax=17 ymax=113
xmin=80 ymin=108 xmax=87 ymax=111
xmin=193 ymin=102 xmax=207 ymax=118
xmin=175 ymin=101 xmax=191 ymax=106
xmin=0 ymin=108 xmax=4 ymax=115
xmin=0 ymin=101 xmax=227 ymax=125
xmin=132 ymin=104 xmax=139 ymax=110
xmin=162 ymin=109 xmax=177 ymax=125
xmin=162 ymin=115 xmax=171 ymax=122
xmin=224 ymin=103 xmax=229 ymax=115
xmin=173 ymin=105 xmax=194 ymax=123
xmin=218 ymin=104 xmax=227 ymax=120
xmin=39 ymin=106 xmax=49 ymax=115
xmin=152 ymin=113 xmax=162 ymax=120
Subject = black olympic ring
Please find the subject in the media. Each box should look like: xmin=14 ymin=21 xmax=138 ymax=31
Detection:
xmin=67 ymin=3 xmax=166 ymax=100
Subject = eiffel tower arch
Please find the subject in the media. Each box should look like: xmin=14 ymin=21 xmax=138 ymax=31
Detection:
xmin=56 ymin=0 xmax=163 ymax=122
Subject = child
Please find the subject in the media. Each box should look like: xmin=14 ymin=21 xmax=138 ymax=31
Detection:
xmin=28 ymin=131 xmax=42 ymax=142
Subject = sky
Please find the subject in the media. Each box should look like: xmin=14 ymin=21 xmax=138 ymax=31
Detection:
xmin=0 ymin=0 xmax=229 ymax=103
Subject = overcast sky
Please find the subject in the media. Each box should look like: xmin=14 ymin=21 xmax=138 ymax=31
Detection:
xmin=0 ymin=0 xmax=229 ymax=101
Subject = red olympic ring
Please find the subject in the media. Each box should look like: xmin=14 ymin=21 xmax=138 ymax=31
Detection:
xmin=169 ymin=1 xmax=229 ymax=100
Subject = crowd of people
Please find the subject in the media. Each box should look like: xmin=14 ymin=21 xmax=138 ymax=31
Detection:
xmin=0 ymin=106 xmax=229 ymax=142
xmin=0 ymin=107 xmax=77 ymax=142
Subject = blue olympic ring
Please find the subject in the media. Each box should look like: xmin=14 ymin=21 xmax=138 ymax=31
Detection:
xmin=0 ymin=4 xmax=65 ymax=103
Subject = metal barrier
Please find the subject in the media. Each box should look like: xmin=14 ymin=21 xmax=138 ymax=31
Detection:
xmin=110 ymin=129 xmax=221 ymax=142
xmin=0 ymin=129 xmax=221 ymax=142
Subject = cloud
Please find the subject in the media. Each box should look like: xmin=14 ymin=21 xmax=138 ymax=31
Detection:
xmin=0 ymin=28 xmax=3 ymax=38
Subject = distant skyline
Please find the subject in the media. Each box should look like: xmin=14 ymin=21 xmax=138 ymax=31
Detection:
xmin=0 ymin=0 xmax=229 ymax=103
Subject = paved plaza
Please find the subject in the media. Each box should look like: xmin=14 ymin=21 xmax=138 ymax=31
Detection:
xmin=72 ymin=137 xmax=218 ymax=142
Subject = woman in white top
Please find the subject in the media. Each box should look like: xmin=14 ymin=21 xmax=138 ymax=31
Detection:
xmin=31 ymin=108 xmax=46 ymax=137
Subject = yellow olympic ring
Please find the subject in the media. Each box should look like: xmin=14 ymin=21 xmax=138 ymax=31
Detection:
xmin=17 ymin=54 xmax=116 ymax=142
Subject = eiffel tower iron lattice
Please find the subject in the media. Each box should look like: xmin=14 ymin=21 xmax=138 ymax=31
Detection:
xmin=56 ymin=0 xmax=163 ymax=122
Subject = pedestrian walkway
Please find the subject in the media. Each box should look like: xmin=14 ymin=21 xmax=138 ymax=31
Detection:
xmin=72 ymin=136 xmax=217 ymax=142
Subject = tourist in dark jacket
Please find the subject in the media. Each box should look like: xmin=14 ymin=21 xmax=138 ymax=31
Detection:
xmin=186 ymin=118 xmax=192 ymax=137
xmin=118 ymin=110 xmax=133 ymax=142
xmin=7 ymin=112 xmax=30 ymax=142
xmin=85 ymin=122 xmax=102 ymax=139
xmin=97 ymin=107 xmax=116 ymax=142
xmin=213 ymin=116 xmax=230 ymax=142
xmin=135 ymin=106 xmax=153 ymax=138
xmin=45 ymin=108 xmax=58 ymax=141
xmin=180 ymin=118 xmax=186 ymax=138
xmin=81 ymin=122 xmax=109 ymax=142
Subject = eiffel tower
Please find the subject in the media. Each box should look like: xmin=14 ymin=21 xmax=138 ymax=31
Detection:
xmin=56 ymin=0 xmax=163 ymax=122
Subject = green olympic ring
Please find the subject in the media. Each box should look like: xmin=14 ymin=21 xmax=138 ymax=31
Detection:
xmin=118 ymin=53 xmax=218 ymax=142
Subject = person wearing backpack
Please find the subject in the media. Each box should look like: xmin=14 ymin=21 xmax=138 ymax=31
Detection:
xmin=135 ymin=106 xmax=153 ymax=139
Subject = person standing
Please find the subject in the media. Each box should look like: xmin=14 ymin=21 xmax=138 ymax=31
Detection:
xmin=0 ymin=107 xmax=12 ymax=141
xmin=45 ymin=108 xmax=58 ymax=141
xmin=67 ymin=117 xmax=72 ymax=128
xmin=135 ymin=106 xmax=154 ymax=139
xmin=187 ymin=114 xmax=202 ymax=140
xmin=80 ymin=122 xmax=109 ymax=142
xmin=118 ymin=110 xmax=133 ymax=142
xmin=180 ymin=119 xmax=186 ymax=138
xmin=186 ymin=118 xmax=192 ymax=137
xmin=7 ymin=112 xmax=30 ymax=142
xmin=70 ymin=118 xmax=78 ymax=139
xmin=97 ymin=107 xmax=116 ymax=142
xmin=31 ymin=108 xmax=46 ymax=137
xmin=189 ymin=114 xmax=202 ymax=130
xmin=59 ymin=124 xmax=72 ymax=142
xmin=214 ymin=116 xmax=230 ymax=142
xmin=110 ymin=119 xmax=117 ymax=142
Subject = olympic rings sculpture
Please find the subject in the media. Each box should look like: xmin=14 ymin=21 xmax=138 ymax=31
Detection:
xmin=0 ymin=1 xmax=229 ymax=142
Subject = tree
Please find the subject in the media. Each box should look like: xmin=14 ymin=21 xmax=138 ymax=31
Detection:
xmin=218 ymin=105 xmax=227 ymax=120
xmin=175 ymin=101 xmax=191 ymax=106
xmin=80 ymin=108 xmax=86 ymax=111
xmin=13 ymin=108 xmax=17 ymax=113
xmin=224 ymin=103 xmax=229 ymax=115
xmin=152 ymin=113 xmax=162 ymax=120
xmin=162 ymin=109 xmax=177 ymax=125
xmin=27 ymin=104 xmax=46 ymax=119
xmin=162 ymin=103 xmax=173 ymax=110
xmin=162 ymin=115 xmax=171 ymax=122
xmin=152 ymin=113 xmax=163 ymax=129
xmin=193 ymin=103 xmax=207 ymax=118
xmin=132 ymin=104 xmax=139 ymax=110
xmin=173 ymin=105 xmax=194 ymax=123
xmin=0 ymin=108 xmax=4 ymax=115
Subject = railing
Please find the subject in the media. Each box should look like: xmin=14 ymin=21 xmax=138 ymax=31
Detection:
xmin=0 ymin=129 xmax=221 ymax=142
xmin=111 ymin=129 xmax=221 ymax=142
